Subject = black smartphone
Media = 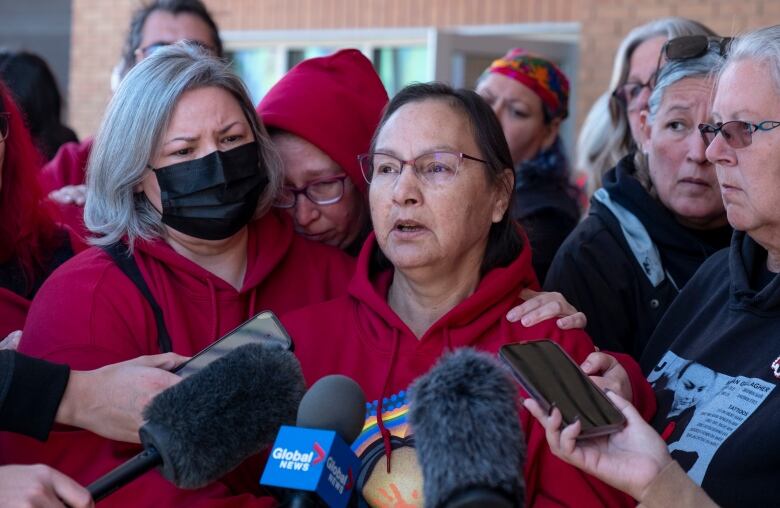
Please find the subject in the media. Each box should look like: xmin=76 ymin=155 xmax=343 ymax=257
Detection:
xmin=173 ymin=310 xmax=293 ymax=378
xmin=499 ymin=340 xmax=626 ymax=438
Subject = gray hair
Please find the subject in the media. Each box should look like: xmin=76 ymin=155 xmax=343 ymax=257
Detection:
xmin=646 ymin=49 xmax=725 ymax=122
xmin=585 ymin=18 xmax=716 ymax=187
xmin=85 ymin=43 xmax=282 ymax=248
xmin=575 ymin=91 xmax=612 ymax=193
xmin=633 ymin=48 xmax=724 ymax=191
xmin=720 ymin=25 xmax=780 ymax=96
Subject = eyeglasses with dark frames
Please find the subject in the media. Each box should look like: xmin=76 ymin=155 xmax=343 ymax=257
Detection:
xmin=698 ymin=120 xmax=780 ymax=149
xmin=357 ymin=151 xmax=488 ymax=186
xmin=135 ymin=39 xmax=217 ymax=60
xmin=273 ymin=174 xmax=349 ymax=208
xmin=0 ymin=112 xmax=9 ymax=142
xmin=611 ymin=77 xmax=655 ymax=107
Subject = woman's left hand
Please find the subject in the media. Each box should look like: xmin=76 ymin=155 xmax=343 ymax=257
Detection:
xmin=49 ymin=185 xmax=87 ymax=206
xmin=581 ymin=352 xmax=632 ymax=403
xmin=506 ymin=289 xmax=587 ymax=330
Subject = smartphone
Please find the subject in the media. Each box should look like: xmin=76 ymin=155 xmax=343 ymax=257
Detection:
xmin=499 ymin=340 xmax=626 ymax=438
xmin=173 ymin=310 xmax=293 ymax=378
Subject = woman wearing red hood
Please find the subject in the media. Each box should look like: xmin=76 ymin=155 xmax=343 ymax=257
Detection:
xmin=0 ymin=82 xmax=85 ymax=338
xmin=0 ymin=45 xmax=354 ymax=507
xmin=257 ymin=49 xmax=387 ymax=256
xmin=282 ymin=82 xmax=656 ymax=507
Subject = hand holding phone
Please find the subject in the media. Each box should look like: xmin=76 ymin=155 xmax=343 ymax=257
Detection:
xmin=499 ymin=340 xmax=626 ymax=438
xmin=173 ymin=311 xmax=293 ymax=378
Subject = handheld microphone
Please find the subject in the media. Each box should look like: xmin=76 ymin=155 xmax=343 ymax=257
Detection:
xmin=408 ymin=348 xmax=525 ymax=508
xmin=87 ymin=343 xmax=305 ymax=501
xmin=260 ymin=374 xmax=366 ymax=508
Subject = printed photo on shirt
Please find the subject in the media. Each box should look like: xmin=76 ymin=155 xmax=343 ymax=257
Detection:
xmin=648 ymin=351 xmax=775 ymax=484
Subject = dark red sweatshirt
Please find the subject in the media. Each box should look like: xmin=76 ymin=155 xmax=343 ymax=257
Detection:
xmin=0 ymin=227 xmax=86 ymax=337
xmin=0 ymin=209 xmax=355 ymax=507
xmin=282 ymin=234 xmax=655 ymax=507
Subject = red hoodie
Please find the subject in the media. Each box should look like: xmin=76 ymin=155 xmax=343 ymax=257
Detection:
xmin=0 ymin=209 xmax=355 ymax=507
xmin=0 ymin=227 xmax=87 ymax=337
xmin=282 ymin=234 xmax=655 ymax=507
xmin=36 ymin=138 xmax=94 ymax=239
xmin=38 ymin=138 xmax=92 ymax=194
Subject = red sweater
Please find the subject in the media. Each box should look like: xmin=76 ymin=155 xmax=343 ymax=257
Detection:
xmin=38 ymin=138 xmax=92 ymax=194
xmin=0 ymin=227 xmax=87 ymax=337
xmin=282 ymin=234 xmax=655 ymax=507
xmin=0 ymin=209 xmax=355 ymax=507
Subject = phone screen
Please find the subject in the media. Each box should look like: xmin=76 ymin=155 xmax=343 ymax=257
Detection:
xmin=174 ymin=311 xmax=292 ymax=378
xmin=499 ymin=340 xmax=625 ymax=437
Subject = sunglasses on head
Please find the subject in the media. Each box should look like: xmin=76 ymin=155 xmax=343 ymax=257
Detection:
xmin=611 ymin=35 xmax=730 ymax=109
xmin=651 ymin=35 xmax=731 ymax=87
xmin=698 ymin=120 xmax=780 ymax=149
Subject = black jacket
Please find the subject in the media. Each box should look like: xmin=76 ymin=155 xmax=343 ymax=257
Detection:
xmin=513 ymin=169 xmax=581 ymax=283
xmin=640 ymin=232 xmax=780 ymax=507
xmin=0 ymin=350 xmax=70 ymax=441
xmin=544 ymin=154 xmax=731 ymax=358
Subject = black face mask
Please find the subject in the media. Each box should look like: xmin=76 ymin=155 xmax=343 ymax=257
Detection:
xmin=150 ymin=142 xmax=267 ymax=240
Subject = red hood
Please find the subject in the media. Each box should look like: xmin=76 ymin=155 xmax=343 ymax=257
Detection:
xmin=135 ymin=208 xmax=295 ymax=295
xmin=346 ymin=231 xmax=539 ymax=356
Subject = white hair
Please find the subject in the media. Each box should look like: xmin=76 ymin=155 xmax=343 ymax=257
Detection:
xmin=720 ymin=25 xmax=780 ymax=96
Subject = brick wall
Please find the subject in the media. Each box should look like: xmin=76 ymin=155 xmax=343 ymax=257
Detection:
xmin=69 ymin=0 xmax=777 ymax=138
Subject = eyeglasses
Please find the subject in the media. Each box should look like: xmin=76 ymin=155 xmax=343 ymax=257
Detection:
xmin=135 ymin=40 xmax=217 ymax=60
xmin=357 ymin=151 xmax=487 ymax=186
xmin=698 ymin=120 xmax=780 ymax=149
xmin=273 ymin=175 xmax=349 ymax=208
xmin=0 ymin=112 xmax=8 ymax=142
xmin=651 ymin=35 xmax=731 ymax=87
xmin=612 ymin=77 xmax=654 ymax=106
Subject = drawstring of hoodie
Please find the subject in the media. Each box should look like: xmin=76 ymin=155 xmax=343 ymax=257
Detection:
xmin=207 ymin=278 xmax=218 ymax=339
xmin=376 ymin=328 xmax=400 ymax=474
xmin=248 ymin=290 xmax=258 ymax=316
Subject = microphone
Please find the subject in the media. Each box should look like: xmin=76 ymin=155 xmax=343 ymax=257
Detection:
xmin=260 ymin=374 xmax=366 ymax=508
xmin=408 ymin=348 xmax=525 ymax=508
xmin=87 ymin=343 xmax=305 ymax=501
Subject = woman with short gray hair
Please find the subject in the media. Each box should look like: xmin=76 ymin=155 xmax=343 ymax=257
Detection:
xmin=546 ymin=41 xmax=732 ymax=360
xmin=579 ymin=17 xmax=716 ymax=190
xmin=1 ymin=43 xmax=355 ymax=506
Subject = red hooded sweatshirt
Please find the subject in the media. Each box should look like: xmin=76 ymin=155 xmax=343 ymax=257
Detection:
xmin=0 ymin=209 xmax=355 ymax=507
xmin=36 ymin=138 xmax=94 ymax=239
xmin=0 ymin=227 xmax=86 ymax=337
xmin=282 ymin=234 xmax=655 ymax=507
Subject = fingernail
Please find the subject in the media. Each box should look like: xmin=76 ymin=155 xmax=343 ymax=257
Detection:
xmin=604 ymin=388 xmax=612 ymax=394
xmin=506 ymin=311 xmax=518 ymax=322
xmin=521 ymin=317 xmax=530 ymax=327
xmin=581 ymin=361 xmax=591 ymax=370
xmin=547 ymin=402 xmax=557 ymax=416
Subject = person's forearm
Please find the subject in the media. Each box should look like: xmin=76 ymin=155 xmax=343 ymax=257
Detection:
xmin=637 ymin=461 xmax=719 ymax=508
xmin=54 ymin=368 xmax=90 ymax=430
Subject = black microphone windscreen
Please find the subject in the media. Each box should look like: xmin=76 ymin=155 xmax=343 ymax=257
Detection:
xmin=409 ymin=348 xmax=525 ymax=508
xmin=295 ymin=374 xmax=366 ymax=445
xmin=141 ymin=343 xmax=306 ymax=489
